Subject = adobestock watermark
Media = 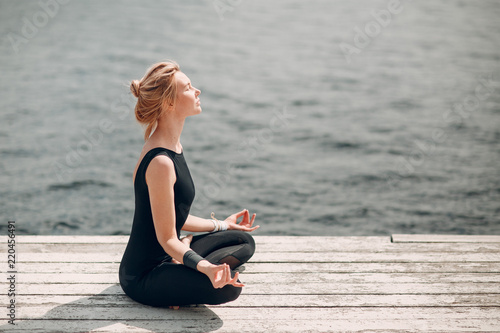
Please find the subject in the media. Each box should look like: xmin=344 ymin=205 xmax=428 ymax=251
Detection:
xmin=386 ymin=72 xmax=498 ymax=189
xmin=339 ymin=0 xmax=411 ymax=64
xmin=5 ymin=0 xmax=71 ymax=54
xmin=195 ymin=105 xmax=295 ymax=211
xmin=52 ymin=92 xmax=135 ymax=182
xmin=6 ymin=220 xmax=17 ymax=325
xmin=212 ymin=0 xmax=243 ymax=21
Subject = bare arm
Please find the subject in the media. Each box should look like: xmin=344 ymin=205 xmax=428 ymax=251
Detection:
xmin=147 ymin=155 xmax=193 ymax=263
xmin=146 ymin=155 xmax=243 ymax=288
xmin=182 ymin=214 xmax=215 ymax=233
xmin=183 ymin=211 xmax=260 ymax=233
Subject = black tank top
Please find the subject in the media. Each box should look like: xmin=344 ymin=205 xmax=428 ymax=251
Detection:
xmin=120 ymin=147 xmax=195 ymax=279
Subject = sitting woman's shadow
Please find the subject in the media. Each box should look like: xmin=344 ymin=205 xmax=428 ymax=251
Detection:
xmin=0 ymin=285 xmax=223 ymax=333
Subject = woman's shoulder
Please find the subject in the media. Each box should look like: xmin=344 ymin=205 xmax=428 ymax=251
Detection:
xmin=146 ymin=153 xmax=176 ymax=185
xmin=134 ymin=144 xmax=177 ymax=186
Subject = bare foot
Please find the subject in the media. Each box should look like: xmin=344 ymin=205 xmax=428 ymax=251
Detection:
xmin=180 ymin=234 xmax=193 ymax=246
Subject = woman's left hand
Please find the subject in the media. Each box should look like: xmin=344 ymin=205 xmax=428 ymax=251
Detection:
xmin=224 ymin=209 xmax=259 ymax=232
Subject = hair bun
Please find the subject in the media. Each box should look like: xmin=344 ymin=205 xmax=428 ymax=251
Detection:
xmin=130 ymin=80 xmax=141 ymax=98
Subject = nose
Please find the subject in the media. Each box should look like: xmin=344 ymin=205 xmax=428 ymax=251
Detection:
xmin=195 ymin=88 xmax=201 ymax=97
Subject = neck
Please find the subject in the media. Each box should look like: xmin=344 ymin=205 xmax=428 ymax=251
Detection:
xmin=151 ymin=113 xmax=185 ymax=153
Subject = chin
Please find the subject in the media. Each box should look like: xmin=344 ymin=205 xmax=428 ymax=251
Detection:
xmin=189 ymin=108 xmax=202 ymax=117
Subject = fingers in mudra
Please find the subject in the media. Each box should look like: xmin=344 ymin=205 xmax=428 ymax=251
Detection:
xmin=211 ymin=264 xmax=244 ymax=289
xmin=214 ymin=264 xmax=229 ymax=288
xmin=228 ymin=209 xmax=259 ymax=231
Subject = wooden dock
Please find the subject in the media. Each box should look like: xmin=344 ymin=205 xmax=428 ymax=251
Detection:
xmin=1 ymin=234 xmax=500 ymax=332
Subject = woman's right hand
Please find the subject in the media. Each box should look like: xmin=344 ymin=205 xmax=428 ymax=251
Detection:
xmin=197 ymin=261 xmax=244 ymax=289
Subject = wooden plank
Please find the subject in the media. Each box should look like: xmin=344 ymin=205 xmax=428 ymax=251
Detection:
xmin=9 ymin=241 xmax=500 ymax=253
xmin=257 ymin=242 xmax=500 ymax=253
xmin=5 ymin=303 xmax=500 ymax=321
xmin=3 ymin=318 xmax=500 ymax=333
xmin=2 ymin=251 xmax=498 ymax=263
xmin=242 ymin=262 xmax=500 ymax=274
xmin=3 ymin=234 xmax=499 ymax=244
xmin=4 ymin=282 xmax=500 ymax=297
xmin=242 ymin=283 xmax=500 ymax=295
xmin=3 ymin=302 xmax=498 ymax=320
xmin=0 ymin=235 xmax=130 ymax=244
xmin=4 ymin=292 xmax=500 ymax=308
xmin=11 ymin=272 xmax=500 ymax=284
xmin=392 ymin=234 xmax=500 ymax=243
xmin=232 ymin=272 xmax=500 ymax=284
xmin=9 ymin=262 xmax=500 ymax=274
xmin=0 ymin=235 xmax=388 ymax=244
xmin=226 ymin=294 xmax=500 ymax=307
xmin=1 ymin=235 xmax=498 ymax=333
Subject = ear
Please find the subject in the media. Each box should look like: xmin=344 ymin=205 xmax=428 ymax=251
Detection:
xmin=162 ymin=99 xmax=174 ymax=111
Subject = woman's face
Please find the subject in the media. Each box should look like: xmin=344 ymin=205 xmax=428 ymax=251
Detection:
xmin=173 ymin=71 xmax=201 ymax=117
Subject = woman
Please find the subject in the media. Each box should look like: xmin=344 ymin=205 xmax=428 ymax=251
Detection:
xmin=119 ymin=61 xmax=259 ymax=308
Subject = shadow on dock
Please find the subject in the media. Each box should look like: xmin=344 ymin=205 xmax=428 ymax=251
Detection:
xmin=2 ymin=285 xmax=224 ymax=332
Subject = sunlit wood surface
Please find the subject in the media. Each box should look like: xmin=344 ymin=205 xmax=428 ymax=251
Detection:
xmin=1 ymin=235 xmax=499 ymax=332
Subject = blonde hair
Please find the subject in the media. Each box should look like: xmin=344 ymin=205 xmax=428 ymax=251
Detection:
xmin=130 ymin=61 xmax=180 ymax=141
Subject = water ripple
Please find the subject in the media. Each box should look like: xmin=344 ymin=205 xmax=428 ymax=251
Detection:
xmin=48 ymin=180 xmax=113 ymax=191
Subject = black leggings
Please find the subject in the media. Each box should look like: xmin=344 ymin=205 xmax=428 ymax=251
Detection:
xmin=129 ymin=230 xmax=255 ymax=307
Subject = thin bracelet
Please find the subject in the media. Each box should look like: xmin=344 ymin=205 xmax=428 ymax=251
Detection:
xmin=219 ymin=220 xmax=228 ymax=231
xmin=210 ymin=218 xmax=217 ymax=232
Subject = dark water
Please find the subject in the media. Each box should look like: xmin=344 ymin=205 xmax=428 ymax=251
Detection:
xmin=1 ymin=0 xmax=499 ymax=236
